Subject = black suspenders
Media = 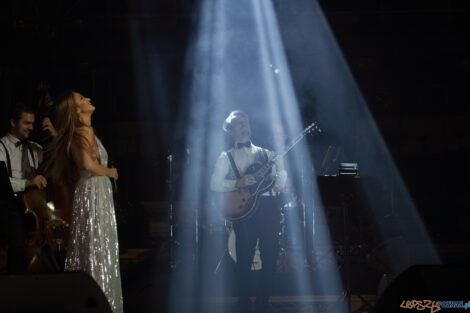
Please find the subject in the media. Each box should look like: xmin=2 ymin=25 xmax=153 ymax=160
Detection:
xmin=260 ymin=148 xmax=268 ymax=164
xmin=0 ymin=139 xmax=36 ymax=178
xmin=0 ymin=140 xmax=12 ymax=177
xmin=227 ymin=147 xmax=269 ymax=180
xmin=226 ymin=152 xmax=241 ymax=180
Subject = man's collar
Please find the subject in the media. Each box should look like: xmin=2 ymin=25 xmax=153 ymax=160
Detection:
xmin=6 ymin=133 xmax=21 ymax=145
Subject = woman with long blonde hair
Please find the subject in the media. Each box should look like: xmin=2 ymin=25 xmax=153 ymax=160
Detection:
xmin=46 ymin=90 xmax=123 ymax=313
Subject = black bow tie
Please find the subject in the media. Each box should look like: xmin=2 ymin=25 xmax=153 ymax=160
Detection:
xmin=15 ymin=140 xmax=29 ymax=147
xmin=236 ymin=142 xmax=251 ymax=149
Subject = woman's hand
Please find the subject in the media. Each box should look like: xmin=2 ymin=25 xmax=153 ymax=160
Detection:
xmin=42 ymin=117 xmax=58 ymax=137
xmin=108 ymin=167 xmax=118 ymax=180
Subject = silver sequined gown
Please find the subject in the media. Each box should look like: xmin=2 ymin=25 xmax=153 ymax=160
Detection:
xmin=65 ymin=137 xmax=123 ymax=313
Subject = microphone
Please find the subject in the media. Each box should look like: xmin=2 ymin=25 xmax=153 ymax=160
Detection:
xmin=108 ymin=160 xmax=118 ymax=194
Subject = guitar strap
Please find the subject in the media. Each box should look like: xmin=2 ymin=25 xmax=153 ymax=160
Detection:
xmin=227 ymin=152 xmax=241 ymax=180
xmin=254 ymin=146 xmax=269 ymax=163
xmin=0 ymin=140 xmax=12 ymax=177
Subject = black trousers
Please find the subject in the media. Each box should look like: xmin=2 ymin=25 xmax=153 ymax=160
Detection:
xmin=0 ymin=199 xmax=26 ymax=274
xmin=233 ymin=196 xmax=281 ymax=308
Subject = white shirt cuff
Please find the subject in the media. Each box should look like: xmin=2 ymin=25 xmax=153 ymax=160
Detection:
xmin=10 ymin=178 xmax=26 ymax=193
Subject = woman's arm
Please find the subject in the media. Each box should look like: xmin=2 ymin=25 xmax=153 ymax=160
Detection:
xmin=42 ymin=117 xmax=58 ymax=138
xmin=71 ymin=126 xmax=117 ymax=179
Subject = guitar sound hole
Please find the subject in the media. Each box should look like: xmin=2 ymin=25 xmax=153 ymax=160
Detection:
xmin=239 ymin=206 xmax=243 ymax=209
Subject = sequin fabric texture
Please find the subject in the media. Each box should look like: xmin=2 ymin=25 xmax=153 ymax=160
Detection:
xmin=65 ymin=137 xmax=123 ymax=313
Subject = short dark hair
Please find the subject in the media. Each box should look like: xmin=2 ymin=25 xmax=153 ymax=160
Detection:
xmin=9 ymin=103 xmax=35 ymax=123
xmin=223 ymin=110 xmax=248 ymax=132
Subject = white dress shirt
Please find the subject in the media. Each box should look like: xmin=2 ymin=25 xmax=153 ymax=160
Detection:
xmin=210 ymin=143 xmax=287 ymax=193
xmin=0 ymin=134 xmax=43 ymax=193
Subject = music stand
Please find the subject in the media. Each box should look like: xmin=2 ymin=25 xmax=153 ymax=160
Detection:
xmin=317 ymin=166 xmax=373 ymax=310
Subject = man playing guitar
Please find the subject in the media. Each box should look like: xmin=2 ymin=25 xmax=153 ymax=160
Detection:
xmin=211 ymin=110 xmax=287 ymax=313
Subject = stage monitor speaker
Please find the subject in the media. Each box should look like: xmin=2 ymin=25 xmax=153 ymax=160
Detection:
xmin=0 ymin=271 xmax=112 ymax=313
xmin=375 ymin=264 xmax=470 ymax=313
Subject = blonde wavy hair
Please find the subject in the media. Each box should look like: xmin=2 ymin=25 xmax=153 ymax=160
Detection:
xmin=44 ymin=90 xmax=86 ymax=186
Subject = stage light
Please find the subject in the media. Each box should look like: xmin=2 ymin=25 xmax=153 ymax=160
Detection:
xmin=131 ymin=0 xmax=439 ymax=311
xmin=170 ymin=0 xmax=347 ymax=311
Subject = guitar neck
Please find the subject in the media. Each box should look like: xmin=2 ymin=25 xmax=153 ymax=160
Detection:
xmin=253 ymin=122 xmax=320 ymax=178
xmin=274 ymin=127 xmax=312 ymax=163
xmin=278 ymin=133 xmax=307 ymax=159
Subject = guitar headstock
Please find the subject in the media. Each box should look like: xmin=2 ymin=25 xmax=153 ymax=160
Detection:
xmin=305 ymin=121 xmax=322 ymax=136
xmin=276 ymin=121 xmax=323 ymax=159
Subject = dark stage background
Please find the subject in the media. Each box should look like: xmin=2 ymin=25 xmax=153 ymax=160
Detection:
xmin=1 ymin=0 xmax=470 ymax=310
xmin=2 ymin=0 xmax=468 ymax=241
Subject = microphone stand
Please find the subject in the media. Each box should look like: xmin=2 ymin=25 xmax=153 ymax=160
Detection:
xmin=167 ymin=153 xmax=178 ymax=270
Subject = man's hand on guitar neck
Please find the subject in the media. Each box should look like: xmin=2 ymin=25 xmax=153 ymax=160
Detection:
xmin=235 ymin=174 xmax=256 ymax=188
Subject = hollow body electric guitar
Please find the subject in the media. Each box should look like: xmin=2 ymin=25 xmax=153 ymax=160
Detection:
xmin=221 ymin=122 xmax=321 ymax=221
